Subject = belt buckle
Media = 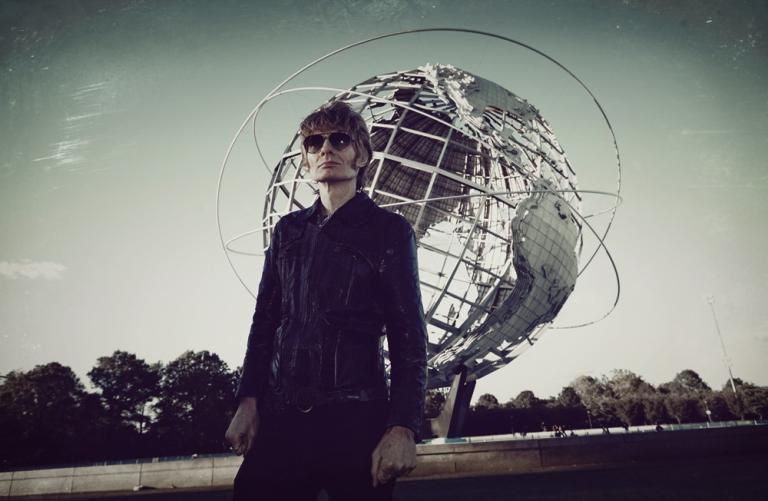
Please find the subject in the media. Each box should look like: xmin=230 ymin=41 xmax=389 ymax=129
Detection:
xmin=295 ymin=387 xmax=314 ymax=413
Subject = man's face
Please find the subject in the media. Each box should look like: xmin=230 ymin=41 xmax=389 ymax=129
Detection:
xmin=303 ymin=128 xmax=366 ymax=185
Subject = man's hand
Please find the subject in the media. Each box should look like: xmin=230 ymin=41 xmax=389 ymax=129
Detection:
xmin=225 ymin=397 xmax=260 ymax=456
xmin=371 ymin=425 xmax=417 ymax=487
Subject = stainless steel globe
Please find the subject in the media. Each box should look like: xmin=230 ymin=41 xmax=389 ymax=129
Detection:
xmin=263 ymin=64 xmax=583 ymax=389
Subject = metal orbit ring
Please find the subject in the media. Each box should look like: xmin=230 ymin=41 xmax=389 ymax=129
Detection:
xmin=216 ymin=28 xmax=623 ymax=329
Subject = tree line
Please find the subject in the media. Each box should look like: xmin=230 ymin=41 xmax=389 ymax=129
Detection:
xmin=446 ymin=369 xmax=768 ymax=438
xmin=1 ymin=351 xmax=766 ymax=469
xmin=0 ymin=350 xmax=237 ymax=469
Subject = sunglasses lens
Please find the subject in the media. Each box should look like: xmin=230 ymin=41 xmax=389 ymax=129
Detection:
xmin=303 ymin=134 xmax=325 ymax=153
xmin=329 ymin=132 xmax=351 ymax=150
xmin=303 ymin=132 xmax=353 ymax=153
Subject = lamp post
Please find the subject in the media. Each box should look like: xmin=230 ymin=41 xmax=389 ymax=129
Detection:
xmin=706 ymin=296 xmax=738 ymax=395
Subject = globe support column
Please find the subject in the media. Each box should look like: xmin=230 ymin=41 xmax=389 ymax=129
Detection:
xmin=430 ymin=365 xmax=475 ymax=438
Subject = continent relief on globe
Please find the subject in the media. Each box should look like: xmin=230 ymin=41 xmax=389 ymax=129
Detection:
xmin=432 ymin=182 xmax=579 ymax=382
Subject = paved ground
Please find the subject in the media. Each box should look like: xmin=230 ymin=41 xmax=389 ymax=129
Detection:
xmin=20 ymin=454 xmax=767 ymax=501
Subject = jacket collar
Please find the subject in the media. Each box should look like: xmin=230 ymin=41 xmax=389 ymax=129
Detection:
xmin=296 ymin=191 xmax=375 ymax=228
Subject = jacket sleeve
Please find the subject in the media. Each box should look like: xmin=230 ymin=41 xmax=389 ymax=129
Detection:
xmin=236 ymin=222 xmax=282 ymax=402
xmin=378 ymin=217 xmax=427 ymax=441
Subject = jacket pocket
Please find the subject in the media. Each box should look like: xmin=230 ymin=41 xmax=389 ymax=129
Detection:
xmin=331 ymin=242 xmax=374 ymax=308
xmin=333 ymin=329 xmax=380 ymax=390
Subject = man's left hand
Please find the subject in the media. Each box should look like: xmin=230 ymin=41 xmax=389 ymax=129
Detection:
xmin=371 ymin=425 xmax=417 ymax=487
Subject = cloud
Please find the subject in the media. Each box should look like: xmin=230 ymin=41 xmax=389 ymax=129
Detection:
xmin=0 ymin=260 xmax=68 ymax=280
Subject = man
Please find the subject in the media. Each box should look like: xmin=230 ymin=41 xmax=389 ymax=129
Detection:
xmin=225 ymin=101 xmax=427 ymax=500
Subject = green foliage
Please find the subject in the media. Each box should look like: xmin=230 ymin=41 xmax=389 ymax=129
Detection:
xmin=705 ymin=392 xmax=736 ymax=421
xmin=557 ymin=386 xmax=583 ymax=408
xmin=0 ymin=350 xmax=240 ymax=468
xmin=475 ymin=393 xmax=500 ymax=409
xmin=151 ymin=350 xmax=238 ymax=455
xmin=0 ymin=363 xmax=102 ymax=468
xmin=605 ymin=369 xmax=656 ymax=399
xmin=569 ymin=376 xmax=619 ymax=426
xmin=721 ymin=378 xmax=768 ymax=420
xmin=2 ymin=358 xmax=767 ymax=468
xmin=642 ymin=395 xmax=670 ymax=424
xmin=424 ymin=389 xmax=446 ymax=418
xmin=510 ymin=390 xmax=541 ymax=409
xmin=658 ymin=369 xmax=711 ymax=424
xmin=663 ymin=394 xmax=705 ymax=424
xmin=672 ymin=369 xmax=712 ymax=393
xmin=88 ymin=350 xmax=160 ymax=432
xmin=464 ymin=406 xmax=512 ymax=436
xmin=603 ymin=370 xmax=657 ymax=426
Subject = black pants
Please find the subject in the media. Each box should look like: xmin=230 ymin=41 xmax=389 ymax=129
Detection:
xmin=233 ymin=399 xmax=396 ymax=501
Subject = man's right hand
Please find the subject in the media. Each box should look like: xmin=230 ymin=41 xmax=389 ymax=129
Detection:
xmin=225 ymin=397 xmax=260 ymax=456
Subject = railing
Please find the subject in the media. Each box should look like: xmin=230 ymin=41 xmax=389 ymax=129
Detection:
xmin=423 ymin=419 xmax=768 ymax=444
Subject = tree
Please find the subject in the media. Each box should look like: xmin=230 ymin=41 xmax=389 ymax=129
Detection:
xmin=614 ymin=397 xmax=646 ymax=426
xmin=706 ymin=391 xmax=737 ymax=421
xmin=550 ymin=386 xmax=588 ymax=429
xmin=656 ymin=370 xmax=714 ymax=425
xmin=475 ymin=393 xmax=500 ymax=409
xmin=747 ymin=386 xmax=768 ymax=420
xmin=557 ymin=386 xmax=583 ymax=408
xmin=511 ymin=390 xmax=541 ymax=409
xmin=605 ymin=369 xmax=655 ymax=399
xmin=671 ymin=369 xmax=711 ymax=393
xmin=659 ymin=381 xmax=705 ymax=424
xmin=570 ymin=376 xmax=605 ymax=408
xmin=465 ymin=393 xmax=510 ymax=436
xmin=0 ymin=363 xmax=99 ymax=468
xmin=605 ymin=370 xmax=656 ymax=426
xmin=570 ymin=375 xmax=619 ymax=427
xmin=88 ymin=350 xmax=160 ymax=432
xmin=661 ymin=392 xmax=704 ymax=424
xmin=503 ymin=391 xmax=547 ymax=433
xmin=642 ymin=394 xmax=670 ymax=425
xmin=424 ymin=389 xmax=446 ymax=418
xmin=722 ymin=378 xmax=768 ymax=420
xmin=151 ymin=350 xmax=237 ymax=455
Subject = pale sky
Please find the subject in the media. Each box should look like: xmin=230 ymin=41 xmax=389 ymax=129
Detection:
xmin=1 ymin=0 xmax=766 ymax=403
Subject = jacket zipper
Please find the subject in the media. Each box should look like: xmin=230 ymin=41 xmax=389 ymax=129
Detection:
xmin=343 ymin=253 xmax=357 ymax=306
xmin=303 ymin=226 xmax=321 ymax=331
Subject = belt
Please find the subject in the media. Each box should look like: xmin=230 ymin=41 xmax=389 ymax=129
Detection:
xmin=264 ymin=385 xmax=388 ymax=414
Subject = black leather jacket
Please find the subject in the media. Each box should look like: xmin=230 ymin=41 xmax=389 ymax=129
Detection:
xmin=236 ymin=192 xmax=427 ymax=437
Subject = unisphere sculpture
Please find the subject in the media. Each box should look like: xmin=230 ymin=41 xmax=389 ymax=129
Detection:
xmin=263 ymin=64 xmax=583 ymax=389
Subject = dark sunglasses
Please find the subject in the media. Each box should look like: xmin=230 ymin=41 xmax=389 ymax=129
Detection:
xmin=302 ymin=132 xmax=353 ymax=153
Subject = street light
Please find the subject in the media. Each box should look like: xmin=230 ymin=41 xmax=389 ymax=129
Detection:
xmin=706 ymin=296 xmax=738 ymax=396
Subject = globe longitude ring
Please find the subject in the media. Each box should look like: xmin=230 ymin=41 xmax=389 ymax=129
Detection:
xmin=217 ymin=29 xmax=622 ymax=389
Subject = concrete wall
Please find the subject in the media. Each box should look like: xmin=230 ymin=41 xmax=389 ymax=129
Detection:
xmin=1 ymin=457 xmax=242 ymax=498
xmin=2 ymin=425 xmax=766 ymax=498
xmin=414 ymin=425 xmax=768 ymax=479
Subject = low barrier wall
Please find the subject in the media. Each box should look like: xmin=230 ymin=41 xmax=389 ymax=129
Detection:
xmin=2 ymin=424 xmax=766 ymax=498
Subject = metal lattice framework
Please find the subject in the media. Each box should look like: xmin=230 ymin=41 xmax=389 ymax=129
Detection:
xmin=217 ymin=30 xmax=622 ymax=390
xmin=262 ymin=64 xmax=584 ymax=388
